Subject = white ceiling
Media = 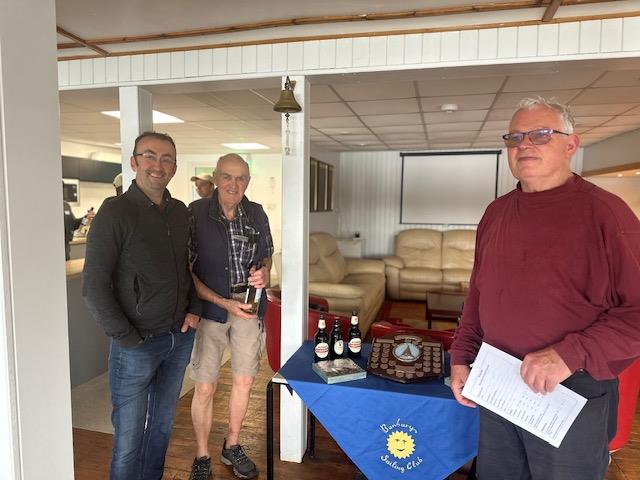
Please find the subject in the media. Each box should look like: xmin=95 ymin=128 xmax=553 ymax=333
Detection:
xmin=59 ymin=58 xmax=640 ymax=156
xmin=55 ymin=1 xmax=640 ymax=160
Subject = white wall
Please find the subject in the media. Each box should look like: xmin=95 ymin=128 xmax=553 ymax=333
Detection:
xmin=309 ymin=145 xmax=340 ymax=236
xmin=2 ymin=0 xmax=75 ymax=477
xmin=60 ymin=141 xmax=121 ymax=163
xmin=338 ymin=148 xmax=583 ymax=257
xmin=582 ymin=128 xmax=640 ymax=172
xmin=587 ymin=176 xmax=640 ymax=219
xmin=59 ymin=19 xmax=640 ymax=92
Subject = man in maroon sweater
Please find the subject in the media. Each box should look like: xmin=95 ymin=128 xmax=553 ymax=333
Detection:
xmin=450 ymin=97 xmax=640 ymax=480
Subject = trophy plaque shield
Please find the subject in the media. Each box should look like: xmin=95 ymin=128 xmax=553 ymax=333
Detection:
xmin=367 ymin=333 xmax=444 ymax=383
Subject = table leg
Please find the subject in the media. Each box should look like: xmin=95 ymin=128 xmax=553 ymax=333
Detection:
xmin=266 ymin=380 xmax=274 ymax=480
xmin=308 ymin=412 xmax=316 ymax=459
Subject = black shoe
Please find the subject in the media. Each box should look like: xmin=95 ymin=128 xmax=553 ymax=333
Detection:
xmin=220 ymin=441 xmax=258 ymax=479
xmin=189 ymin=456 xmax=212 ymax=480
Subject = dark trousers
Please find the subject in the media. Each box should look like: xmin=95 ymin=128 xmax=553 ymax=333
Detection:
xmin=477 ymin=371 xmax=618 ymax=480
xmin=108 ymin=327 xmax=195 ymax=480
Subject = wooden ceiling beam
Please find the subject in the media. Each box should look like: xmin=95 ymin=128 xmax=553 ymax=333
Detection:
xmin=543 ymin=0 xmax=564 ymax=21
xmin=57 ymin=26 xmax=109 ymax=56
xmin=56 ymin=0 xmax=613 ymax=50
xmin=57 ymin=9 xmax=640 ymax=62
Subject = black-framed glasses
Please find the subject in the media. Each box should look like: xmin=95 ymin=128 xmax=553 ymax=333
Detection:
xmin=133 ymin=151 xmax=176 ymax=166
xmin=502 ymin=128 xmax=570 ymax=147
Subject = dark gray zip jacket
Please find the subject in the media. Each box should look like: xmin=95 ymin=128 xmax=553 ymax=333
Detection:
xmin=83 ymin=181 xmax=200 ymax=347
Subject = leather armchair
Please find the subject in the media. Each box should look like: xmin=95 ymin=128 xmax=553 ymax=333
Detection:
xmin=308 ymin=232 xmax=385 ymax=336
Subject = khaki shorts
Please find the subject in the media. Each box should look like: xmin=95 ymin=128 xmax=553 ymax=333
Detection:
xmin=190 ymin=302 xmax=264 ymax=382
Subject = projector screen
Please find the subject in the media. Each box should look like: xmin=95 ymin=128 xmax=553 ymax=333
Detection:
xmin=400 ymin=151 xmax=500 ymax=225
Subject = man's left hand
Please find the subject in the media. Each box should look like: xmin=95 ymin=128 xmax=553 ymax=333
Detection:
xmin=520 ymin=347 xmax=571 ymax=394
xmin=181 ymin=313 xmax=200 ymax=332
xmin=248 ymin=265 xmax=268 ymax=289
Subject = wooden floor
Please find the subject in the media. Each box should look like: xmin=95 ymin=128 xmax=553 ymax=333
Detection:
xmin=73 ymin=301 xmax=640 ymax=480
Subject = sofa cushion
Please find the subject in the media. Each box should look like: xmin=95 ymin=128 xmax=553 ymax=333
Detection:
xmin=311 ymin=232 xmax=347 ymax=283
xmin=442 ymin=268 xmax=473 ymax=286
xmin=396 ymin=229 xmax=442 ymax=268
xmin=442 ymin=230 xmax=476 ymax=270
xmin=309 ymin=239 xmax=335 ymax=283
xmin=399 ymin=267 xmax=442 ymax=284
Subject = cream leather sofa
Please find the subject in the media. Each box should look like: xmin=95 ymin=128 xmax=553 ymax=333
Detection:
xmin=383 ymin=229 xmax=476 ymax=301
xmin=308 ymin=232 xmax=385 ymax=335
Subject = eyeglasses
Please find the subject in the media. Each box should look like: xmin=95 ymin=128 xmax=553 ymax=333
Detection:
xmin=502 ymin=128 xmax=570 ymax=147
xmin=133 ymin=151 xmax=176 ymax=166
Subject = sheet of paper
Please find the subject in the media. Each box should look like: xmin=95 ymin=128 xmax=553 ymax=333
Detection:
xmin=461 ymin=342 xmax=586 ymax=448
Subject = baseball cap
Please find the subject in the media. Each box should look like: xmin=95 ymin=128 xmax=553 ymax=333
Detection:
xmin=190 ymin=173 xmax=213 ymax=183
xmin=113 ymin=173 xmax=123 ymax=189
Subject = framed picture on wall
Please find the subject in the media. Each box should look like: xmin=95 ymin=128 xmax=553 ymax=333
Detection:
xmin=310 ymin=158 xmax=333 ymax=212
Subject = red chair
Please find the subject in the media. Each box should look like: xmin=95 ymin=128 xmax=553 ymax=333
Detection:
xmin=264 ymin=288 xmax=353 ymax=372
xmin=609 ymin=359 xmax=640 ymax=451
xmin=371 ymin=319 xmax=456 ymax=350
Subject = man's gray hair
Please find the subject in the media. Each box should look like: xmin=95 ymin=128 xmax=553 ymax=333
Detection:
xmin=516 ymin=97 xmax=575 ymax=133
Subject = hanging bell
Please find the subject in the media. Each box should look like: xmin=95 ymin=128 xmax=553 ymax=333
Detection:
xmin=273 ymin=76 xmax=302 ymax=114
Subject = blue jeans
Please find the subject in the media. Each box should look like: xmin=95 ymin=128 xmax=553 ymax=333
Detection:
xmin=108 ymin=327 xmax=195 ymax=480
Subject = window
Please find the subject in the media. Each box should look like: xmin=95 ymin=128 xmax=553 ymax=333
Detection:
xmin=310 ymin=158 xmax=333 ymax=212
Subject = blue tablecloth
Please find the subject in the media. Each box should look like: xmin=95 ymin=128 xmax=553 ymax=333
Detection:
xmin=279 ymin=341 xmax=479 ymax=480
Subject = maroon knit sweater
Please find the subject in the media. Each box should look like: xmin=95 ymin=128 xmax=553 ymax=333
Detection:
xmin=450 ymin=174 xmax=640 ymax=380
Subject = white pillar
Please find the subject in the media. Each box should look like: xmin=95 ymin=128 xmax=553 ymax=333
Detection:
xmin=0 ymin=0 xmax=75 ymax=478
xmin=279 ymin=76 xmax=310 ymax=462
xmin=119 ymin=87 xmax=153 ymax=189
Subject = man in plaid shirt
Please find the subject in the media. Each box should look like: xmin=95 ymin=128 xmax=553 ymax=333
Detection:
xmin=187 ymin=153 xmax=273 ymax=480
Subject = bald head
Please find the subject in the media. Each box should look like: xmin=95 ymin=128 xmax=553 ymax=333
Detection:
xmin=216 ymin=153 xmax=250 ymax=176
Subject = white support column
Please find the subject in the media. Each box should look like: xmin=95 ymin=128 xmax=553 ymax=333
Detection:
xmin=118 ymin=87 xmax=153 ymax=189
xmin=279 ymin=76 xmax=310 ymax=462
xmin=0 ymin=0 xmax=75 ymax=478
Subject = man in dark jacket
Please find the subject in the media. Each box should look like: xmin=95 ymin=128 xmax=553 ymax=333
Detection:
xmin=83 ymin=132 xmax=200 ymax=480
xmin=187 ymin=153 xmax=273 ymax=480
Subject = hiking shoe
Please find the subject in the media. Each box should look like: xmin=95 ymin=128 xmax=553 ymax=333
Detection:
xmin=220 ymin=442 xmax=258 ymax=479
xmin=189 ymin=456 xmax=212 ymax=480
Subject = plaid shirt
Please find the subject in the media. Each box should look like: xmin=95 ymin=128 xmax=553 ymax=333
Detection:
xmin=223 ymin=203 xmax=274 ymax=287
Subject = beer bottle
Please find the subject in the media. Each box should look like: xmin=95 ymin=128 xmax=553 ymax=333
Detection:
xmin=347 ymin=310 xmax=362 ymax=358
xmin=244 ymin=261 xmax=263 ymax=315
xmin=329 ymin=316 xmax=344 ymax=360
xmin=313 ymin=314 xmax=329 ymax=362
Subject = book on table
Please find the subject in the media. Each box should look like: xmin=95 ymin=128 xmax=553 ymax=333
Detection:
xmin=312 ymin=358 xmax=367 ymax=384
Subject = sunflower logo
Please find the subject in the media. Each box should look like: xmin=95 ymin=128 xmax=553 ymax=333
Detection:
xmin=386 ymin=430 xmax=415 ymax=459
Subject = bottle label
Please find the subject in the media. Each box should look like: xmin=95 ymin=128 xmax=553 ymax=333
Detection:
xmin=348 ymin=338 xmax=362 ymax=353
xmin=315 ymin=342 xmax=329 ymax=358
xmin=334 ymin=340 xmax=344 ymax=355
